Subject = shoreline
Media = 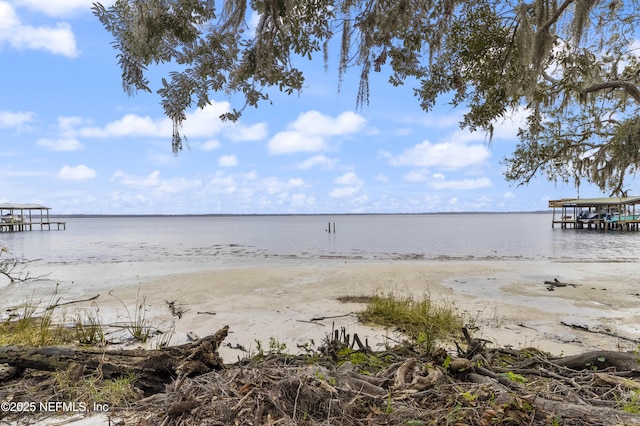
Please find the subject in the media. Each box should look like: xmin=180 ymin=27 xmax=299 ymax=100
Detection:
xmin=5 ymin=259 xmax=636 ymax=360
xmin=3 ymin=258 xmax=639 ymax=426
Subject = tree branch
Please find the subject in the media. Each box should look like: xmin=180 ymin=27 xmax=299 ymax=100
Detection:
xmin=582 ymin=80 xmax=640 ymax=103
xmin=540 ymin=0 xmax=575 ymax=33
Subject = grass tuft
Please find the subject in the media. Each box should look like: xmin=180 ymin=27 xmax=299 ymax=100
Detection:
xmin=0 ymin=290 xmax=74 ymax=346
xmin=110 ymin=289 xmax=152 ymax=342
xmin=52 ymin=369 xmax=139 ymax=407
xmin=358 ymin=292 xmax=464 ymax=353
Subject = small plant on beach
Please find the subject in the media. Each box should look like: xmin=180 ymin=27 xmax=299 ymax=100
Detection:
xmin=358 ymin=292 xmax=464 ymax=354
xmin=0 ymin=289 xmax=73 ymax=346
xmin=73 ymin=304 xmax=105 ymax=346
xmin=252 ymin=337 xmax=288 ymax=359
xmin=52 ymin=369 xmax=139 ymax=407
xmin=110 ymin=289 xmax=152 ymax=343
xmin=269 ymin=337 xmax=287 ymax=354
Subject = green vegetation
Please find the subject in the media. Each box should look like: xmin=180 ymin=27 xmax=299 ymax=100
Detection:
xmin=110 ymin=289 xmax=152 ymax=343
xmin=95 ymin=1 xmax=640 ymax=195
xmin=73 ymin=305 xmax=106 ymax=346
xmin=52 ymin=369 xmax=139 ymax=407
xmin=0 ymin=291 xmax=74 ymax=346
xmin=358 ymin=293 xmax=465 ymax=354
xmin=253 ymin=337 xmax=289 ymax=359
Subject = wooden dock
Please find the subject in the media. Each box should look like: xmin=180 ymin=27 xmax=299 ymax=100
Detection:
xmin=549 ymin=196 xmax=640 ymax=231
xmin=0 ymin=203 xmax=66 ymax=232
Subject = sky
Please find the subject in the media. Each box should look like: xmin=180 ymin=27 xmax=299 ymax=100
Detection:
xmin=0 ymin=1 xmax=625 ymax=215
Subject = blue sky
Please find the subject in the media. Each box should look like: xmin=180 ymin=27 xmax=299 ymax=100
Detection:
xmin=0 ymin=1 xmax=621 ymax=215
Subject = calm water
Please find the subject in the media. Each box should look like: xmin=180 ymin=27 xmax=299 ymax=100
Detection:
xmin=2 ymin=212 xmax=640 ymax=307
xmin=3 ymin=213 xmax=640 ymax=268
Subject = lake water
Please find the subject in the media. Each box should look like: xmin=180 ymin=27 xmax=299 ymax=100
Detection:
xmin=1 ymin=213 xmax=639 ymax=290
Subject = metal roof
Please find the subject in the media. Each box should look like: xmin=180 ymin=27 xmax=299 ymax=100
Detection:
xmin=549 ymin=196 xmax=640 ymax=208
xmin=0 ymin=203 xmax=50 ymax=210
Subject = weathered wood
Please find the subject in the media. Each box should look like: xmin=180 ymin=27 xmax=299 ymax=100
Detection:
xmin=551 ymin=350 xmax=640 ymax=372
xmin=543 ymin=278 xmax=579 ymax=291
xmin=530 ymin=396 xmax=640 ymax=425
xmin=45 ymin=294 xmax=100 ymax=310
xmin=0 ymin=325 xmax=229 ymax=395
xmin=560 ymin=321 xmax=640 ymax=343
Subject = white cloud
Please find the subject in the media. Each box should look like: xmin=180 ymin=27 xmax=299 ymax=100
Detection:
xmin=330 ymin=186 xmax=361 ymax=198
xmin=156 ymin=177 xmax=203 ymax=194
xmin=452 ymin=106 xmax=529 ymax=143
xmin=227 ymin=122 xmax=268 ymax=141
xmin=335 ymin=172 xmax=363 ymax=186
xmin=181 ymin=103 xmax=233 ymax=137
xmin=0 ymin=2 xmax=78 ymax=57
xmin=57 ymin=164 xmax=95 ymax=180
xmin=391 ymin=140 xmax=490 ymax=169
xmin=112 ymin=170 xmax=160 ymax=187
xmin=76 ymin=103 xmax=247 ymax=140
xmin=37 ymin=138 xmax=83 ymax=151
xmin=208 ymin=172 xmax=238 ymax=194
xmin=79 ymin=114 xmax=172 ymax=138
xmin=14 ymin=0 xmax=114 ymax=17
xmin=330 ymin=172 xmax=364 ymax=198
xmin=268 ymin=110 xmax=367 ymax=154
xmin=200 ymin=140 xmax=221 ymax=151
xmin=58 ymin=116 xmax=91 ymax=136
xmin=374 ymin=174 xmax=388 ymax=183
xmin=269 ymin=133 xmax=326 ymax=155
xmin=428 ymin=177 xmax=492 ymax=190
xmin=0 ymin=110 xmax=33 ymax=128
xmin=290 ymin=110 xmax=366 ymax=135
xmin=111 ymin=170 xmax=202 ymax=194
xmin=503 ymin=191 xmax=516 ymax=199
xmin=403 ymin=170 xmax=429 ymax=183
xmin=296 ymin=155 xmax=338 ymax=170
xmin=218 ymin=154 xmax=238 ymax=167
xmin=290 ymin=193 xmax=316 ymax=208
xmin=491 ymin=107 xmax=528 ymax=140
xmin=261 ymin=177 xmax=305 ymax=195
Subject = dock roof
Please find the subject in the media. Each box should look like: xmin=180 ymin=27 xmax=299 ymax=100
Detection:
xmin=549 ymin=196 xmax=640 ymax=208
xmin=0 ymin=203 xmax=50 ymax=210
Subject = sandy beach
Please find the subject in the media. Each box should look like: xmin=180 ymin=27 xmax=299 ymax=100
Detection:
xmin=11 ymin=259 xmax=636 ymax=360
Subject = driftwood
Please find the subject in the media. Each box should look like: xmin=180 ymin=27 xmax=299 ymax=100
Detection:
xmin=109 ymin=339 xmax=640 ymax=425
xmin=0 ymin=326 xmax=229 ymax=395
xmin=544 ymin=277 xmax=579 ymax=290
xmin=165 ymin=299 xmax=189 ymax=318
xmin=551 ymin=350 xmax=640 ymax=372
xmin=561 ymin=320 xmax=640 ymax=343
xmin=44 ymin=294 xmax=100 ymax=311
xmin=4 ymin=326 xmax=640 ymax=425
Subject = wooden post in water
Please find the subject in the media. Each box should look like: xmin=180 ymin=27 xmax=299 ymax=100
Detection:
xmin=328 ymin=222 xmax=331 ymax=233
xmin=333 ymin=222 xmax=335 ymax=233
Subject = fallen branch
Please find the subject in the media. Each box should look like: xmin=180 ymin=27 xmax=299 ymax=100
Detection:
xmin=550 ymin=350 xmax=640 ymax=372
xmin=560 ymin=321 xmax=640 ymax=343
xmin=0 ymin=326 xmax=229 ymax=395
xmin=544 ymin=278 xmax=578 ymax=289
xmin=45 ymin=294 xmax=100 ymax=311
xmin=309 ymin=312 xmax=356 ymax=321
xmin=165 ymin=299 xmax=189 ymax=319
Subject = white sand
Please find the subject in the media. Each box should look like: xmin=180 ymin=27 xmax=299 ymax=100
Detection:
xmin=3 ymin=259 xmax=640 ymax=359
xmin=7 ymin=259 xmax=639 ymax=426
xmin=36 ymin=259 xmax=635 ymax=360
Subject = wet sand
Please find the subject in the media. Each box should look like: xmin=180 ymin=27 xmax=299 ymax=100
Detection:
xmin=12 ymin=259 xmax=631 ymax=360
